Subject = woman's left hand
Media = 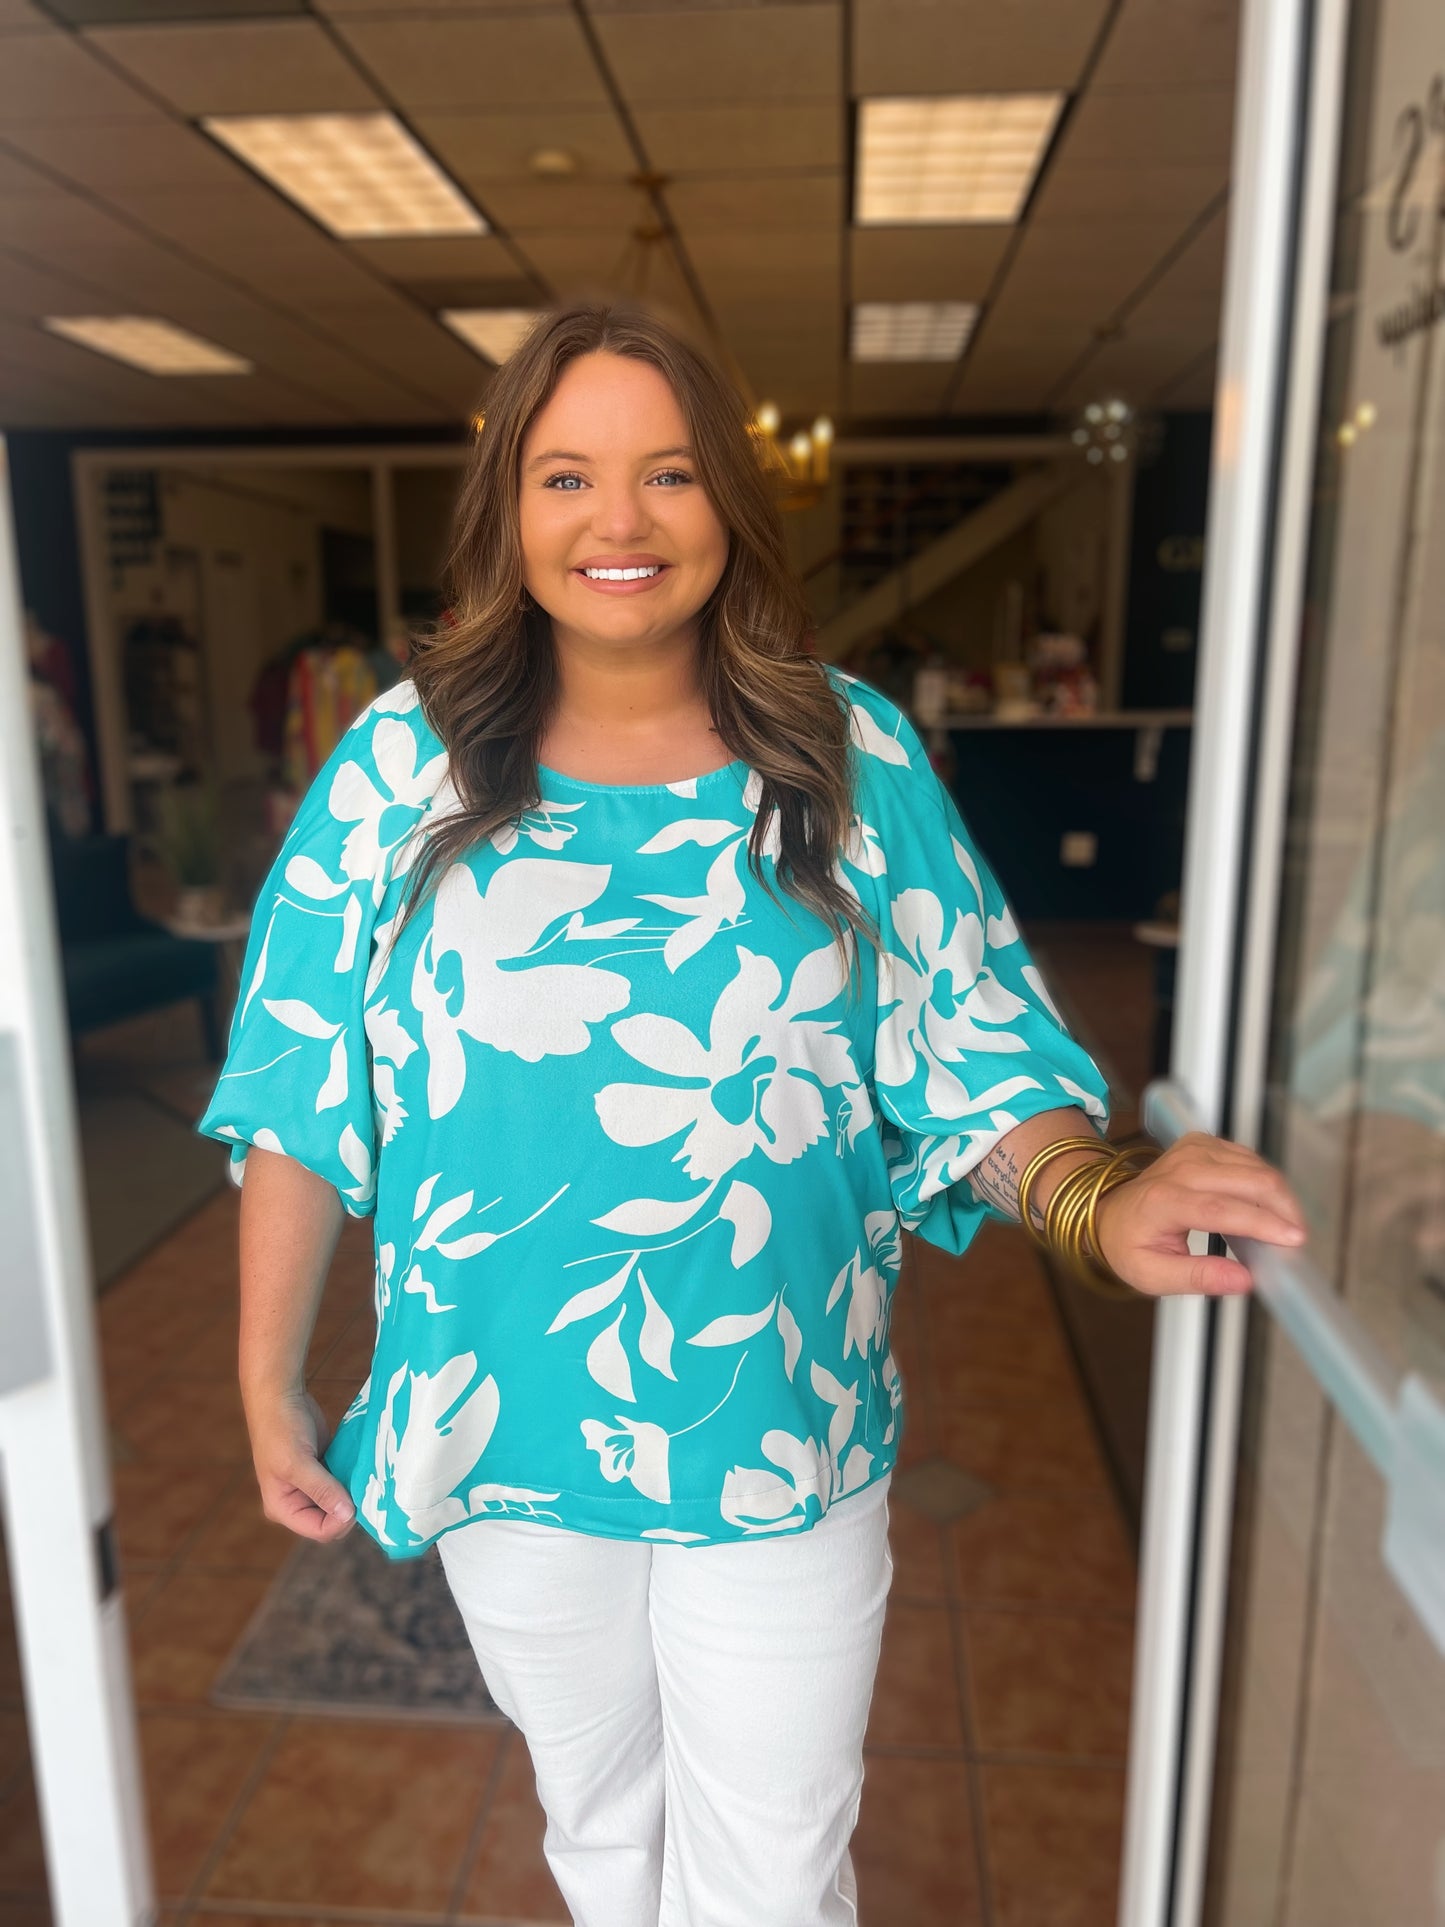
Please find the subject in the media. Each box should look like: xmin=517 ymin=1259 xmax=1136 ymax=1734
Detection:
xmin=1093 ymin=1130 xmax=1309 ymax=1297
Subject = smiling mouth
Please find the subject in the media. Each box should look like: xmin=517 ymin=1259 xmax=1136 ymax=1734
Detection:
xmin=573 ymin=563 xmax=672 ymax=593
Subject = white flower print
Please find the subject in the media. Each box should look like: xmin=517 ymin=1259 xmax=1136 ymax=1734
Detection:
xmin=840 ymin=812 xmax=887 ymax=877
xmin=580 ymin=1415 xmax=672 ymax=1504
xmin=374 ymin=1240 xmax=396 ymax=1318
xmin=366 ymin=1000 xmax=416 ymax=1145
xmin=578 ymin=1350 xmax=752 ymax=1507
xmin=337 ymin=1121 xmax=374 ymax=1210
xmin=412 ymin=858 xmax=632 ymax=1116
xmin=634 ymin=783 xmax=778 ymax=970
xmin=881 ymin=1347 xmax=902 ymax=1447
xmin=328 ymin=716 xmax=449 ymax=904
xmin=595 ymin=942 xmax=869 ymax=1182
xmin=887 ymin=1124 xmax=1033 ymax=1229
xmin=825 ymin=1209 xmax=902 ymax=1359
xmin=640 ymin=836 xmax=750 ymax=971
xmin=361 ymin=1361 xmax=407 ymax=1545
xmin=388 ymin=1354 xmax=500 ymax=1523
xmin=370 ymin=679 xmax=421 ymax=716
xmin=360 ymin=1343 xmax=561 ymax=1540
xmin=545 ymin=1194 xmax=771 ymax=1418
xmin=846 ymin=698 xmax=911 ymax=766
xmin=718 ymin=1364 xmax=873 ymax=1534
xmin=876 ymin=881 xmax=1043 ymax=1120
xmin=492 ymin=798 xmax=587 ymax=855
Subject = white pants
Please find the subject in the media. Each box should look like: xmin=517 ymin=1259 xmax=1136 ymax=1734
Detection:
xmin=436 ymin=1474 xmax=894 ymax=1927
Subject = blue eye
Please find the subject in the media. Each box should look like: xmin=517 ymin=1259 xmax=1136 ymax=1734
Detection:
xmin=544 ymin=472 xmax=585 ymax=490
xmin=651 ymin=468 xmax=693 ymax=486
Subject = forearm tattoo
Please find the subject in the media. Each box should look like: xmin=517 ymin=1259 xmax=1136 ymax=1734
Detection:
xmin=966 ymin=1120 xmax=1109 ymax=1231
xmin=968 ymin=1142 xmax=1037 ymax=1228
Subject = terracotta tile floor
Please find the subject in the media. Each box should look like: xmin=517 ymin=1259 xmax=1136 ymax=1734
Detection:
xmin=0 ymin=925 xmax=1151 ymax=1927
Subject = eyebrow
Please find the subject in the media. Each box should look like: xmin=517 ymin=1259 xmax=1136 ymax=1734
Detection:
xmin=525 ymin=445 xmax=695 ymax=468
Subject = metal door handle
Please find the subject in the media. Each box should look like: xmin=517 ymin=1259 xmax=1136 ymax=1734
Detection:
xmin=1142 ymin=1078 xmax=1445 ymax=1658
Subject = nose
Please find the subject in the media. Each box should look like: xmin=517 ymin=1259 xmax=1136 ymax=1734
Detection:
xmin=588 ymin=478 xmax=652 ymax=545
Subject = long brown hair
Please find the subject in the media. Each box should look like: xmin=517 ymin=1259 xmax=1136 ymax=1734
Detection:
xmin=403 ymin=298 xmax=879 ymax=987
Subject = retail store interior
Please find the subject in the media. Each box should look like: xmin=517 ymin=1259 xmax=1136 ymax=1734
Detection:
xmin=5 ymin=0 xmax=1444 ymax=1923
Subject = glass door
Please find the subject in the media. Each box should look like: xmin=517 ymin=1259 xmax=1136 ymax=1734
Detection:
xmin=1123 ymin=0 xmax=1445 ymax=1920
xmin=1201 ymin=0 xmax=1445 ymax=1916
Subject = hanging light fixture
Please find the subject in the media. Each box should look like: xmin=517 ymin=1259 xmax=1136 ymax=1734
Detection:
xmin=1070 ymin=397 xmax=1137 ymax=466
xmin=750 ymin=405 xmax=835 ymax=508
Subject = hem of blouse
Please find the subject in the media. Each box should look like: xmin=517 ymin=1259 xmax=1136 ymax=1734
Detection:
xmin=346 ymin=1449 xmax=901 ymax=1562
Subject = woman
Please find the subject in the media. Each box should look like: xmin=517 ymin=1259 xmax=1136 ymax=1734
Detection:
xmin=199 ymin=300 xmax=1306 ymax=1927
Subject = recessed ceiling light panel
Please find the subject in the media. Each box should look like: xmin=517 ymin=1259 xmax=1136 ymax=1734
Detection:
xmin=850 ymin=302 xmax=979 ymax=362
xmin=43 ymin=315 xmax=252 ymax=375
xmin=441 ymin=308 xmax=542 ymax=365
xmin=204 ymin=112 xmax=486 ymax=239
xmin=856 ymin=94 xmax=1065 ymax=224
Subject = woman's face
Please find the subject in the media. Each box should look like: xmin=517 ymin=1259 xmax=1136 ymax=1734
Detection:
xmin=517 ymin=350 xmax=730 ymax=652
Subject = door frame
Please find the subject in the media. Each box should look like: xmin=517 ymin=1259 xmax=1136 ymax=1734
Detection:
xmin=1116 ymin=0 xmax=1352 ymax=1920
xmin=0 ymin=439 xmax=156 ymax=1923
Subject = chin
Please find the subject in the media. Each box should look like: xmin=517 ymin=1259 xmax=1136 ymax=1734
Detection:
xmin=569 ymin=586 xmax=690 ymax=624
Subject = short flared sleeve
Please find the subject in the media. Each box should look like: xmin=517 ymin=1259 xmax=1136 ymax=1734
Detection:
xmin=197 ymin=684 xmax=444 ymax=1216
xmin=833 ymin=669 xmax=1112 ymax=1256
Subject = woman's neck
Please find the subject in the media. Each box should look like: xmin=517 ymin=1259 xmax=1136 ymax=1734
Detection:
xmin=539 ymin=627 xmax=726 ymax=782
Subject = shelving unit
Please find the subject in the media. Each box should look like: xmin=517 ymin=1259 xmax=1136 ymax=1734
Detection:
xmin=838 ymin=460 xmax=1014 ymax=599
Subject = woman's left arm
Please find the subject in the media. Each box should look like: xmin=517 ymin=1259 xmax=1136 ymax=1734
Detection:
xmin=971 ymin=1107 xmax=1309 ymax=1297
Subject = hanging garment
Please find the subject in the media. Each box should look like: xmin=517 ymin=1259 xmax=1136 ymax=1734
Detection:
xmin=279 ymin=642 xmax=378 ymax=793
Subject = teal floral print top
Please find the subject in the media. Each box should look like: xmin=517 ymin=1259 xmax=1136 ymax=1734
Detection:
xmin=198 ymin=665 xmax=1110 ymax=1559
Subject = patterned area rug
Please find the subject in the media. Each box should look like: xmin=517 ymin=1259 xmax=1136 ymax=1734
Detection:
xmin=212 ymin=1525 xmax=507 ymax=1723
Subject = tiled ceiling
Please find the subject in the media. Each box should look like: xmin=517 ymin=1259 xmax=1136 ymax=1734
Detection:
xmin=0 ymin=0 xmax=1238 ymax=432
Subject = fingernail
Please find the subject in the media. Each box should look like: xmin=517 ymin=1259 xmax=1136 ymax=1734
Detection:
xmin=332 ymin=1499 xmax=354 ymax=1520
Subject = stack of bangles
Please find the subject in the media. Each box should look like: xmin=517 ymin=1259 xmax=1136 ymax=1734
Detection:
xmin=1015 ymin=1133 xmax=1163 ymax=1299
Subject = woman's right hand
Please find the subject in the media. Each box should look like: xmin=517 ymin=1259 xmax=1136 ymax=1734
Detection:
xmin=246 ymin=1388 xmax=357 ymax=1542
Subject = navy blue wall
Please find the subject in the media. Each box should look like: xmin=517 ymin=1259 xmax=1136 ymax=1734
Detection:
xmin=947 ymin=722 xmax=1191 ymax=923
xmin=945 ymin=410 xmax=1213 ymax=922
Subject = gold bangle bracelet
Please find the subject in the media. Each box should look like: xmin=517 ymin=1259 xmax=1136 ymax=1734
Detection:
xmin=1049 ymin=1168 xmax=1129 ymax=1297
xmin=1068 ymin=1148 xmax=1162 ymax=1296
xmin=1050 ymin=1149 xmax=1117 ymax=1245
xmin=1074 ymin=1164 xmax=1144 ymax=1295
xmin=1017 ymin=1138 xmax=1106 ymax=1243
xmin=1011 ymin=1131 xmax=1164 ymax=1301
xmin=1016 ymin=1136 xmax=1109 ymax=1247
xmin=1044 ymin=1158 xmax=1104 ymax=1256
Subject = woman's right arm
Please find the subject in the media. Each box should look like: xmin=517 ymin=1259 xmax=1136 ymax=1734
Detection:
xmin=238 ymin=1146 xmax=357 ymax=1541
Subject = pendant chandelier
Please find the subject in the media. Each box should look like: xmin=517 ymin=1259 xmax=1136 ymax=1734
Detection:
xmin=748 ymin=402 xmax=835 ymax=511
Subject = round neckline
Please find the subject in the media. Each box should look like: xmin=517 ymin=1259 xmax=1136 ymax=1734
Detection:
xmin=535 ymin=756 xmax=750 ymax=797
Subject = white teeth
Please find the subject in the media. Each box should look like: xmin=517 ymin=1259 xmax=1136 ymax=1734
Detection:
xmin=583 ymin=565 xmax=661 ymax=580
